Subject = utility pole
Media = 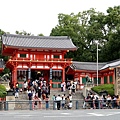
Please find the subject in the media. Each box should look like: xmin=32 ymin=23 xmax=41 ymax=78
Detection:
xmin=97 ymin=42 xmax=98 ymax=86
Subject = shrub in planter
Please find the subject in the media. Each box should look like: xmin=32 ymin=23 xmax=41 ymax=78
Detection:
xmin=0 ymin=84 xmax=7 ymax=98
xmin=91 ymin=84 xmax=114 ymax=96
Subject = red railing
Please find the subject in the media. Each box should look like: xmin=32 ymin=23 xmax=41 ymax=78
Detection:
xmin=8 ymin=58 xmax=72 ymax=63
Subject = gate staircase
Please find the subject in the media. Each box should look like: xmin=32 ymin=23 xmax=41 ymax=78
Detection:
xmin=14 ymin=92 xmax=29 ymax=110
xmin=14 ymin=89 xmax=84 ymax=110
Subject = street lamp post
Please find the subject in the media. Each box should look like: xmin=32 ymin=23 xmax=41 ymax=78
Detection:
xmin=97 ymin=42 xmax=98 ymax=86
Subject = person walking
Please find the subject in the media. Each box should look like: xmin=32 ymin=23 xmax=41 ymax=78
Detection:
xmin=60 ymin=82 xmax=64 ymax=92
xmin=71 ymin=83 xmax=76 ymax=94
xmin=15 ymin=87 xmax=19 ymax=98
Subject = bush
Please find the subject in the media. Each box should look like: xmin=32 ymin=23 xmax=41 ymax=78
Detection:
xmin=91 ymin=84 xmax=114 ymax=96
xmin=0 ymin=84 xmax=7 ymax=98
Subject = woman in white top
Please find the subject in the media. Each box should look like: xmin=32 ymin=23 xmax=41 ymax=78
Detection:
xmin=23 ymin=81 xmax=28 ymax=92
xmin=68 ymin=101 xmax=72 ymax=109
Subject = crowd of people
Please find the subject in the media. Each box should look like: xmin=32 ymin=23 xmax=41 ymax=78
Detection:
xmin=52 ymin=94 xmax=73 ymax=110
xmin=83 ymin=93 xmax=120 ymax=109
xmin=61 ymin=80 xmax=78 ymax=95
xmin=52 ymin=80 xmax=79 ymax=110
xmin=12 ymin=79 xmax=80 ymax=110
xmin=11 ymin=78 xmax=120 ymax=110
xmin=13 ymin=77 xmax=51 ymax=109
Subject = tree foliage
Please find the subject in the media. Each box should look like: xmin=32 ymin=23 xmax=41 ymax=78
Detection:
xmin=0 ymin=6 xmax=120 ymax=76
xmin=50 ymin=6 xmax=120 ymax=62
xmin=100 ymin=6 xmax=120 ymax=61
xmin=38 ymin=33 xmax=44 ymax=36
xmin=15 ymin=30 xmax=33 ymax=36
xmin=0 ymin=29 xmax=10 ymax=76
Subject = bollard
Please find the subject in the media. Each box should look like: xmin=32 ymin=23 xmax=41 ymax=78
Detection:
xmin=98 ymin=100 xmax=101 ymax=109
xmin=46 ymin=101 xmax=49 ymax=109
xmin=53 ymin=101 xmax=55 ymax=110
xmin=5 ymin=101 xmax=8 ymax=111
xmin=53 ymin=101 xmax=57 ymax=110
xmin=29 ymin=100 xmax=33 ymax=110
xmin=76 ymin=101 xmax=79 ymax=109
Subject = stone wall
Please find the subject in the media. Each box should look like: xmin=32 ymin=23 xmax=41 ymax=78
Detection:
xmin=115 ymin=67 xmax=120 ymax=95
xmin=82 ymin=84 xmax=94 ymax=98
xmin=6 ymin=96 xmax=15 ymax=110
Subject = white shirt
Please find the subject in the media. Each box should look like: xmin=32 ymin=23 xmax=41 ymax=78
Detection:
xmin=56 ymin=96 xmax=62 ymax=101
xmin=69 ymin=96 xmax=72 ymax=100
xmin=69 ymin=102 xmax=72 ymax=108
xmin=24 ymin=82 xmax=28 ymax=88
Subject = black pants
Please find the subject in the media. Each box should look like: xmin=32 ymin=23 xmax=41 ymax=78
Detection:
xmin=61 ymin=87 xmax=63 ymax=92
xmin=57 ymin=101 xmax=61 ymax=110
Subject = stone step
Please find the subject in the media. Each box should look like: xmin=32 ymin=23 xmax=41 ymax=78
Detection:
xmin=14 ymin=89 xmax=84 ymax=110
xmin=50 ymin=89 xmax=84 ymax=100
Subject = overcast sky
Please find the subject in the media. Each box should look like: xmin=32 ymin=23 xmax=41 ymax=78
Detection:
xmin=0 ymin=0 xmax=120 ymax=36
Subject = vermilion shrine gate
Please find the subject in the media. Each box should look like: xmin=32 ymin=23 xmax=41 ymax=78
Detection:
xmin=1 ymin=34 xmax=77 ymax=88
xmin=1 ymin=34 xmax=120 ymax=95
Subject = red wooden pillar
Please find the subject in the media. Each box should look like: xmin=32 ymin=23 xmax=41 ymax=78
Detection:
xmin=101 ymin=76 xmax=104 ymax=84
xmin=78 ymin=73 xmax=80 ymax=82
xmin=12 ymin=67 xmax=17 ymax=87
xmin=62 ymin=68 xmax=65 ymax=82
xmin=28 ymin=68 xmax=31 ymax=82
xmin=107 ymin=74 xmax=110 ymax=84
xmin=90 ymin=73 xmax=93 ymax=82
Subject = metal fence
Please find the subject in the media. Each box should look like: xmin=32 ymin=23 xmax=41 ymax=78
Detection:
xmin=0 ymin=99 xmax=83 ymax=110
xmin=0 ymin=99 xmax=120 ymax=111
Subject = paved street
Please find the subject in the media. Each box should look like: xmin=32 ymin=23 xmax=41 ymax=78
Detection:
xmin=0 ymin=109 xmax=120 ymax=120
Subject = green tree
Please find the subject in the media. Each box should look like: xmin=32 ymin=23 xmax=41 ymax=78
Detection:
xmin=100 ymin=6 xmax=120 ymax=61
xmin=0 ymin=29 xmax=10 ymax=76
xmin=50 ymin=9 xmax=106 ymax=62
xmin=38 ymin=33 xmax=44 ymax=36
xmin=50 ymin=6 xmax=120 ymax=62
xmin=15 ymin=30 xmax=33 ymax=36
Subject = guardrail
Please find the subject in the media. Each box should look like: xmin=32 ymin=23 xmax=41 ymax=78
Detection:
xmin=0 ymin=99 xmax=120 ymax=111
xmin=0 ymin=99 xmax=83 ymax=110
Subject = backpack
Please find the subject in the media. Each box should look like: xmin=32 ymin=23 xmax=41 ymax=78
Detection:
xmin=28 ymin=92 xmax=32 ymax=97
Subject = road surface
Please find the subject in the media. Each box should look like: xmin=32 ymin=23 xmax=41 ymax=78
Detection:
xmin=0 ymin=109 xmax=120 ymax=120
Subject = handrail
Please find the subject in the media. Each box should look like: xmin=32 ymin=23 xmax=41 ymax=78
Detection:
xmin=8 ymin=58 xmax=73 ymax=63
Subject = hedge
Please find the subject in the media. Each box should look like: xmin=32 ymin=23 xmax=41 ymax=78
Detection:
xmin=91 ymin=84 xmax=114 ymax=96
xmin=0 ymin=84 xmax=7 ymax=98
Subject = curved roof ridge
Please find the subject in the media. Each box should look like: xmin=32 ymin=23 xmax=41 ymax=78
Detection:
xmin=107 ymin=58 xmax=120 ymax=64
xmin=3 ymin=33 xmax=69 ymax=39
xmin=72 ymin=61 xmax=106 ymax=71
xmin=73 ymin=61 xmax=106 ymax=64
xmin=2 ymin=34 xmax=77 ymax=51
xmin=100 ymin=59 xmax=120 ymax=70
